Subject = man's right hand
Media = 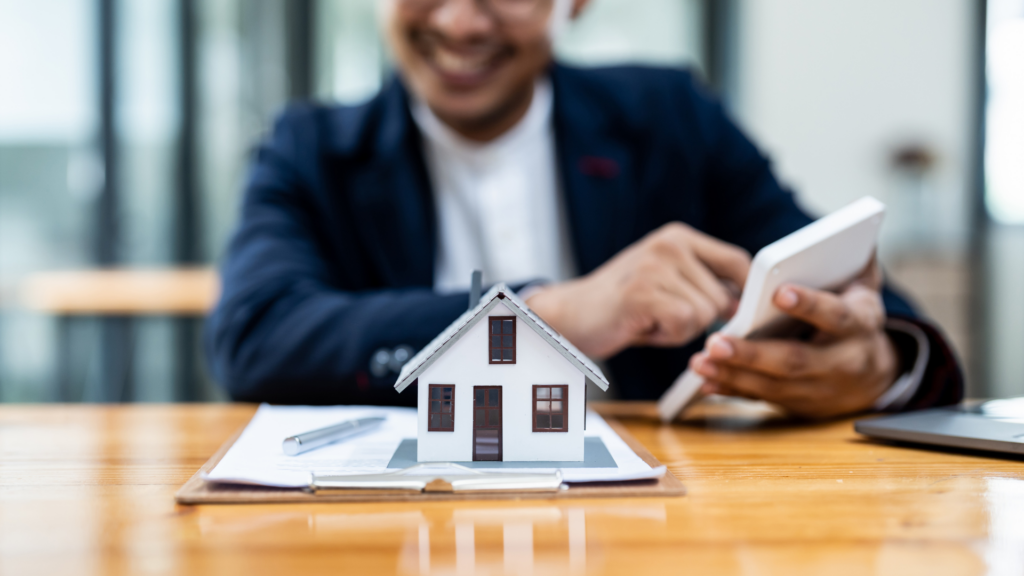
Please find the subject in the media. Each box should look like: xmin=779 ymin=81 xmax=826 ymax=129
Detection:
xmin=526 ymin=222 xmax=751 ymax=360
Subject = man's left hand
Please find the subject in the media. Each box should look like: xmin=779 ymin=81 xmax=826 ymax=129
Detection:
xmin=688 ymin=261 xmax=900 ymax=419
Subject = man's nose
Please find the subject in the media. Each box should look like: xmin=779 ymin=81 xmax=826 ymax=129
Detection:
xmin=429 ymin=0 xmax=497 ymax=40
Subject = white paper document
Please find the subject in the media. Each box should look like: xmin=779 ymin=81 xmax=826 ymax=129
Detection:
xmin=205 ymin=404 xmax=664 ymax=488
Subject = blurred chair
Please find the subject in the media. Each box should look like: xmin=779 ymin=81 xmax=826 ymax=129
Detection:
xmin=21 ymin=269 xmax=219 ymax=402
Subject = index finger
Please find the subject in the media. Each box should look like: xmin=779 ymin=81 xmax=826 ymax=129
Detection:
xmin=772 ymin=284 xmax=874 ymax=336
xmin=687 ymin=231 xmax=752 ymax=288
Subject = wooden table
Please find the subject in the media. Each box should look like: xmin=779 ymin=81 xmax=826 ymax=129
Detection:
xmin=21 ymin=269 xmax=219 ymax=315
xmin=2 ymin=402 xmax=1023 ymax=575
xmin=19 ymin=268 xmax=219 ymax=402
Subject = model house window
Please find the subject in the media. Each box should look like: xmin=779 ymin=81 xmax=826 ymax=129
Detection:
xmin=489 ymin=316 xmax=516 ymax=364
xmin=428 ymin=385 xmax=454 ymax=431
xmin=533 ymin=385 xmax=568 ymax=431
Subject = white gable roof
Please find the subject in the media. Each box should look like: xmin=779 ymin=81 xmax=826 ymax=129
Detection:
xmin=394 ymin=284 xmax=609 ymax=393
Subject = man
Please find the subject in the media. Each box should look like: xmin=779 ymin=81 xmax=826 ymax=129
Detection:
xmin=206 ymin=0 xmax=962 ymax=417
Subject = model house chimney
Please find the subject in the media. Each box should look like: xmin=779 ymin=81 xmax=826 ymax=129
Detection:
xmin=469 ymin=270 xmax=482 ymax=310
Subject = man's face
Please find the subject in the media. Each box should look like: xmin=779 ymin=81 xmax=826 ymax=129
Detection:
xmin=384 ymin=0 xmax=562 ymax=136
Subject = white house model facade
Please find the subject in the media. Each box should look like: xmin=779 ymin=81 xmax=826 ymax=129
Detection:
xmin=394 ymin=284 xmax=609 ymax=462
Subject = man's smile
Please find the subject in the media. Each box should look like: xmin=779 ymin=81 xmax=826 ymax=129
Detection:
xmin=414 ymin=34 xmax=514 ymax=89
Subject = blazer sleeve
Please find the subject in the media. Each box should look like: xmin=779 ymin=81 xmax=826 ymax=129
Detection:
xmin=204 ymin=110 xmax=466 ymax=405
xmin=681 ymin=73 xmax=964 ymax=410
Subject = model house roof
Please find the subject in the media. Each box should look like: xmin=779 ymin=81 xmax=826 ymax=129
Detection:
xmin=394 ymin=284 xmax=609 ymax=393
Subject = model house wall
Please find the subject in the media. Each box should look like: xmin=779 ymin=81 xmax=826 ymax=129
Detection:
xmin=416 ymin=299 xmax=586 ymax=462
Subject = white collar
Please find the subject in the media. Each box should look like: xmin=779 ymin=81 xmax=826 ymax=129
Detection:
xmin=410 ymin=78 xmax=553 ymax=162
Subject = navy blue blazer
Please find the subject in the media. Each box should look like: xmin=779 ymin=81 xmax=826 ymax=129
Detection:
xmin=206 ymin=64 xmax=962 ymax=410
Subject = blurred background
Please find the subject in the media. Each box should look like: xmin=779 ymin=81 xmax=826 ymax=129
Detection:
xmin=0 ymin=0 xmax=1020 ymax=403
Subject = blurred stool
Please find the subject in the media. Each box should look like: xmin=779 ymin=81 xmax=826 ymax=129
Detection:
xmin=21 ymin=269 xmax=219 ymax=402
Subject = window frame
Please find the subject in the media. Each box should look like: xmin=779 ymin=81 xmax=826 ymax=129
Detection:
xmin=488 ymin=315 xmax=517 ymax=364
xmin=427 ymin=384 xmax=455 ymax=431
xmin=532 ymin=385 xmax=569 ymax=432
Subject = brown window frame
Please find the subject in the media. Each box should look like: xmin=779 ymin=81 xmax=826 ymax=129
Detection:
xmin=488 ymin=316 xmax=516 ymax=364
xmin=427 ymin=384 xmax=455 ymax=431
xmin=532 ymin=385 xmax=568 ymax=432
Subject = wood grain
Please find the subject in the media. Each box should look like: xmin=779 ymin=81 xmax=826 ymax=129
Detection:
xmin=21 ymin=268 xmax=218 ymax=315
xmin=2 ymin=402 xmax=1023 ymax=575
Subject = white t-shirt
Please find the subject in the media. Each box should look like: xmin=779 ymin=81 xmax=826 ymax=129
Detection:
xmin=411 ymin=79 xmax=576 ymax=293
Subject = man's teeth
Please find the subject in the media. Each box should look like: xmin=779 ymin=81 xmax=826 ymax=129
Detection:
xmin=433 ymin=49 xmax=494 ymax=75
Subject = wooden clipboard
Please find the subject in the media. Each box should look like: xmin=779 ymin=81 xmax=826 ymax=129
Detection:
xmin=175 ymin=417 xmax=685 ymax=504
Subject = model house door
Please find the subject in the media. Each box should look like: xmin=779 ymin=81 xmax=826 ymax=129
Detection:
xmin=473 ymin=386 xmax=502 ymax=461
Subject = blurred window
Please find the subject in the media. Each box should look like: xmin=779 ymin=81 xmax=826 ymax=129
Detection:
xmin=118 ymin=0 xmax=178 ymax=265
xmin=556 ymin=0 xmax=705 ymax=71
xmin=985 ymin=0 xmax=1024 ymax=223
xmin=316 ymin=0 xmax=386 ymax=105
xmin=0 ymin=0 xmax=98 ymax=401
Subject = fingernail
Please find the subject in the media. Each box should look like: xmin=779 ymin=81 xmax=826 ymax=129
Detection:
xmin=778 ymin=287 xmax=799 ymax=309
xmin=707 ymin=335 xmax=734 ymax=359
xmin=696 ymin=357 xmax=718 ymax=378
xmin=701 ymin=383 xmax=718 ymax=395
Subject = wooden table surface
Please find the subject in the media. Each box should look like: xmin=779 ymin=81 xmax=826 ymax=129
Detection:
xmin=2 ymin=402 xmax=1023 ymax=575
xmin=21 ymin=268 xmax=218 ymax=315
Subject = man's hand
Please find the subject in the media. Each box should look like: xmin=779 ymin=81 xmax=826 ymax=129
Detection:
xmin=526 ymin=222 xmax=750 ymax=359
xmin=688 ymin=260 xmax=899 ymax=419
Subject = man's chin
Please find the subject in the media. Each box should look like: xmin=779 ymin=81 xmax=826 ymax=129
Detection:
xmin=412 ymin=68 xmax=536 ymax=139
xmin=425 ymin=103 xmax=501 ymax=133
xmin=425 ymin=92 xmax=510 ymax=130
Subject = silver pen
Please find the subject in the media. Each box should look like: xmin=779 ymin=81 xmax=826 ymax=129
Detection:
xmin=282 ymin=416 xmax=386 ymax=456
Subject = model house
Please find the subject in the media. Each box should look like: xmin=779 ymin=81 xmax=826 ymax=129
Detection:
xmin=394 ymin=283 xmax=609 ymax=463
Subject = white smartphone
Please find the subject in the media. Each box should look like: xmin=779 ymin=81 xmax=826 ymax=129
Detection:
xmin=656 ymin=196 xmax=886 ymax=422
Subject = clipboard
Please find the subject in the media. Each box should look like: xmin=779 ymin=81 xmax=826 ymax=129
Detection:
xmin=175 ymin=416 xmax=685 ymax=504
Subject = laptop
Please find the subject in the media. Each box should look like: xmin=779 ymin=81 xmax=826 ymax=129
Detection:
xmin=855 ymin=398 xmax=1024 ymax=456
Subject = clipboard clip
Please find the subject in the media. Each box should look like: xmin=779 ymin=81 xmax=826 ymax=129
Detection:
xmin=310 ymin=463 xmax=566 ymax=494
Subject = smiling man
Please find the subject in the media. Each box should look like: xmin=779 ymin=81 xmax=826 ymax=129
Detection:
xmin=206 ymin=0 xmax=963 ymax=418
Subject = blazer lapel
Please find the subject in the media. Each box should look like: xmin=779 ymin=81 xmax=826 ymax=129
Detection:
xmin=348 ymin=80 xmax=437 ymax=288
xmin=551 ymin=65 xmax=636 ymax=276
